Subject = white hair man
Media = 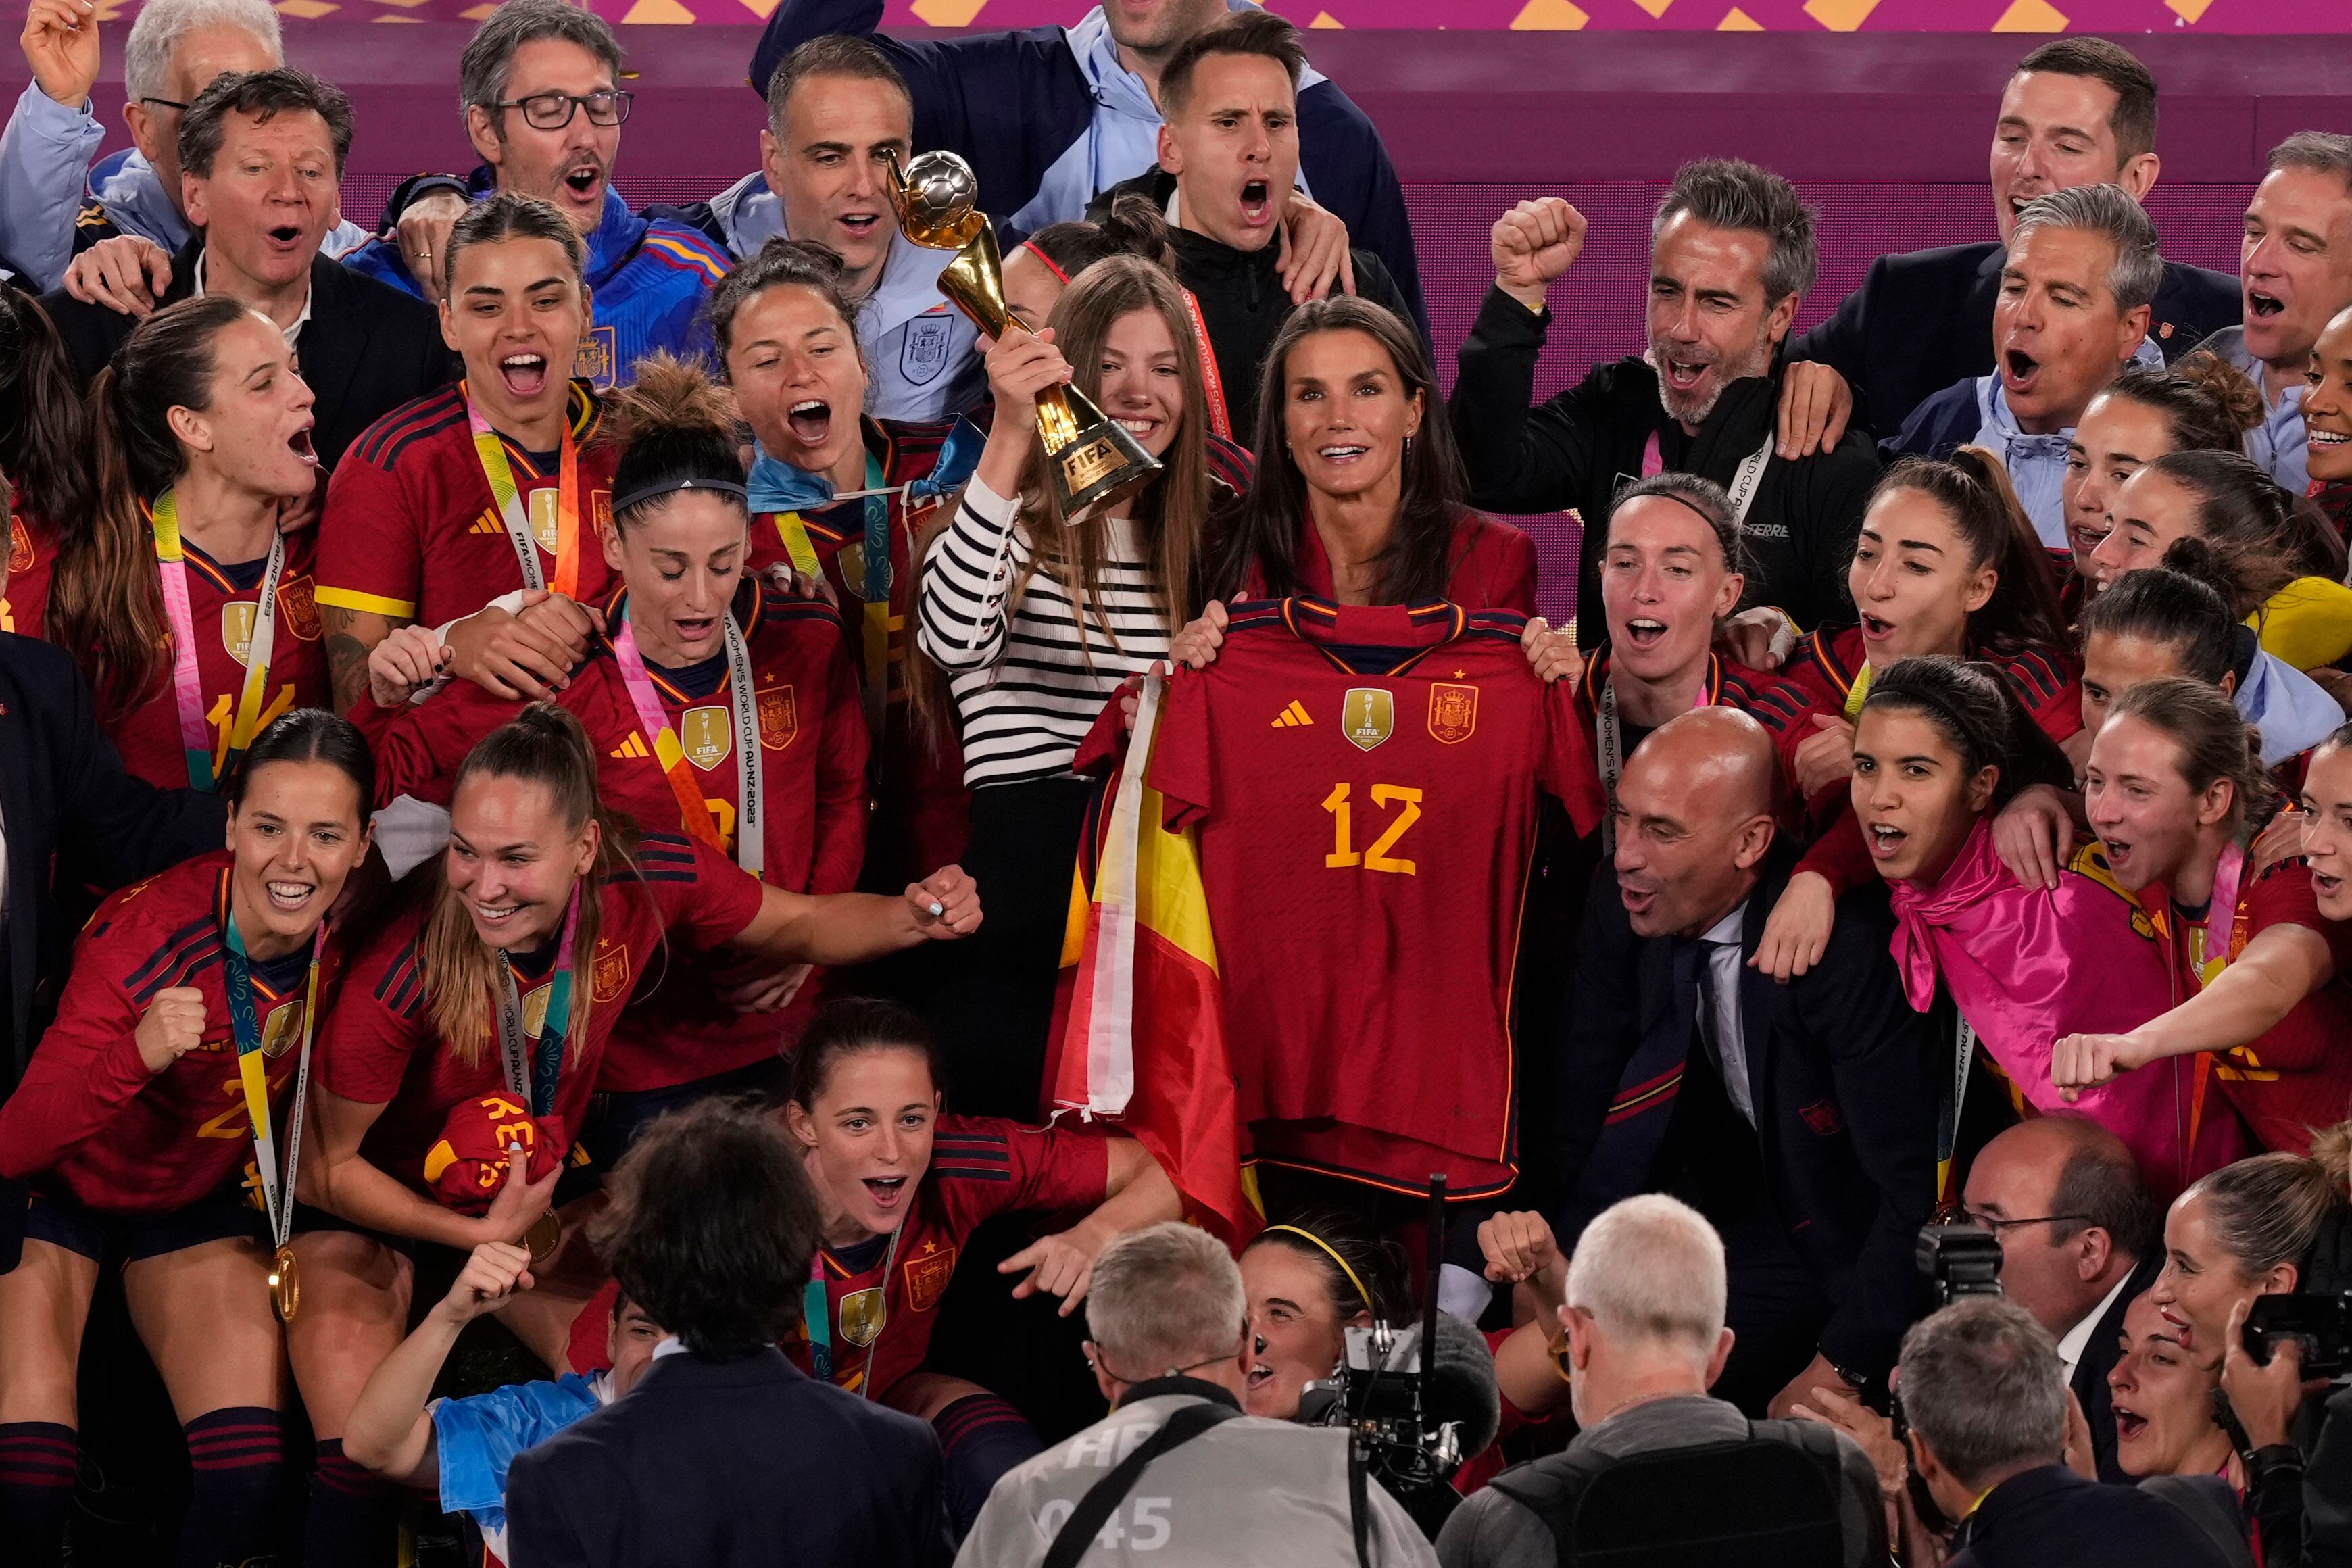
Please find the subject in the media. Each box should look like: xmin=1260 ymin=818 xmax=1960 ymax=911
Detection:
xmin=0 ymin=0 xmax=366 ymax=289
xmin=1436 ymin=1196 xmax=1883 ymax=1568
xmin=958 ymin=1221 xmax=1436 ymax=1568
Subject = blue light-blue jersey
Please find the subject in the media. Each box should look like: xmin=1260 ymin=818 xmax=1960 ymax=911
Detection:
xmin=433 ymin=1370 xmax=605 ymax=1565
xmin=343 ymin=182 xmax=730 ymax=391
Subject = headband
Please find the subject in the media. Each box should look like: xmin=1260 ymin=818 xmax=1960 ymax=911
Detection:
xmin=1019 ymin=239 xmax=1069 ymax=284
xmin=1258 ymin=1225 xmax=1372 ymax=1312
xmin=610 ymin=476 xmax=750 ymax=517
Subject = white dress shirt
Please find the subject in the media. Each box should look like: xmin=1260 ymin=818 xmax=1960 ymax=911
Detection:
xmin=2055 ymin=1269 xmax=2136 ymax=1387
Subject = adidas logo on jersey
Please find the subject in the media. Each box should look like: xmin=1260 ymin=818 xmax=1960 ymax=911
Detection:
xmin=609 ymin=734 xmax=650 ymax=759
xmin=1270 ymin=700 xmax=1314 ymax=729
xmin=470 ymin=512 xmax=504 ymax=536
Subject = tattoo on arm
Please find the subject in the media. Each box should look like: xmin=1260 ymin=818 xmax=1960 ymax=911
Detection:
xmin=323 ymin=606 xmax=408 ymax=715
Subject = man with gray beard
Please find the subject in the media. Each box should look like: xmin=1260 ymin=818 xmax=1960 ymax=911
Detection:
xmin=1448 ymin=160 xmax=1880 ymax=635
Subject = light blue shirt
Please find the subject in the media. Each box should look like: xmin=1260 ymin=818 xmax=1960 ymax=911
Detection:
xmin=0 ymin=80 xmax=367 ymax=290
xmin=1006 ymin=1 xmax=1320 ymax=237
xmin=433 ymin=1370 xmax=608 ymax=1567
xmin=708 ymin=170 xmax=982 ymax=423
xmin=1967 ymin=374 xmax=2075 ymax=552
xmin=2238 ymin=645 xmax=2344 ymax=766
xmin=2206 ymin=324 xmax=2310 ymax=494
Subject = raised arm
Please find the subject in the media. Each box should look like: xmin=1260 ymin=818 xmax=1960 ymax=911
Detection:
xmin=342 ymin=1242 xmax=538 ymax=1487
xmin=1448 ymin=200 xmax=1607 ymax=517
xmin=998 ymin=1138 xmax=1181 ymax=1314
xmin=2052 ymin=920 xmax=2338 ymax=1096
xmin=727 ymin=866 xmax=982 ymax=968
xmin=0 ymin=1 xmax=104 ymax=289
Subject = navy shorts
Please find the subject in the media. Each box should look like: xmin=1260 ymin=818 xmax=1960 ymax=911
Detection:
xmin=16 ymin=1183 xmax=268 ymax=1267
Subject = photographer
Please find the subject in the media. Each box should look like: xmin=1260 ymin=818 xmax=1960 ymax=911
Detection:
xmin=1437 ymin=1196 xmax=1884 ymax=1568
xmin=1899 ymin=1297 xmax=2234 ymax=1568
xmin=959 ymin=1221 xmax=1438 ymax=1567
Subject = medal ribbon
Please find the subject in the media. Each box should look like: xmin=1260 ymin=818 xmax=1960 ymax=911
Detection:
xmin=224 ymin=883 xmax=325 ymax=1258
xmin=1596 ymin=662 xmax=1712 ymax=854
xmin=151 ymin=489 xmax=286 ymax=791
xmin=494 ymin=887 xmax=581 ymax=1121
xmin=1179 ymin=288 xmax=1230 ymax=441
xmin=610 ymin=599 xmax=765 ymax=877
xmin=1842 ymin=659 xmax=1875 ymax=722
xmin=856 ymin=451 xmax=891 ymax=744
xmin=804 ymin=1222 xmax=904 ymax=1394
xmin=466 ymin=382 xmax=579 ymax=599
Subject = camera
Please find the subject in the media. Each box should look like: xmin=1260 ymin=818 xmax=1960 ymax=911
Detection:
xmin=1916 ymin=1224 xmax=2002 ymax=1305
xmin=2243 ymin=1294 xmax=2352 ymax=1380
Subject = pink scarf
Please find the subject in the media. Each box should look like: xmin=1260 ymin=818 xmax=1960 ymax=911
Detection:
xmin=1888 ymin=818 xmax=2244 ymax=1198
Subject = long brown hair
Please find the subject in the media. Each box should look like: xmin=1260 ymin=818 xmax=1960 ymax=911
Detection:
xmin=2141 ymin=449 xmax=2349 ymax=619
xmin=910 ymin=255 xmax=1210 ymax=724
xmin=423 ymin=703 xmax=642 ymax=1068
xmin=1207 ymin=295 xmax=1468 ymax=605
xmin=1868 ymin=447 xmax=2067 ymax=658
xmin=0 ymin=289 xmax=94 ymax=529
xmin=49 ymin=295 xmax=255 ymax=719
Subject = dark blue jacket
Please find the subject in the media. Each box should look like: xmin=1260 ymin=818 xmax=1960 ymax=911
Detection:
xmin=1554 ymin=846 xmax=1938 ymax=1383
xmin=504 ymin=1346 xmax=954 ymax=1568
xmin=1947 ymin=1465 xmax=2235 ymax=1568
xmin=1790 ymin=242 xmax=2240 ymax=440
xmin=747 ymin=0 xmax=1427 ymax=338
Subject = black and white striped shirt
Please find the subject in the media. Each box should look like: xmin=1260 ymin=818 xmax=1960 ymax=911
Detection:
xmin=916 ymin=478 xmax=1171 ymax=787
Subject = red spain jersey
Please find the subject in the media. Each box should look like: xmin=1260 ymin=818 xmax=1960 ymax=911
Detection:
xmin=2161 ymin=858 xmax=2352 ymax=1155
xmin=753 ymin=416 xmax=969 ymax=889
xmin=2 ymin=506 xmax=57 ymax=638
xmin=568 ymin=1115 xmax=1110 ymax=1397
xmin=0 ymin=853 xmax=341 ymax=1213
xmin=1778 ymin=626 xmax=2083 ymax=757
xmin=109 ymin=533 xmax=329 ymax=791
xmin=1146 ymin=598 xmax=1606 ymax=1196
xmin=315 ymin=383 xmax=616 ymax=629
xmin=349 ymin=581 xmax=870 ymax=1090
xmin=314 ymin=833 xmax=764 ymax=1192
xmin=1243 ymin=506 xmax=1540 ymax=616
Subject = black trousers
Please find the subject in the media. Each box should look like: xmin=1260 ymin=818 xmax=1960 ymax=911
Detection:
xmin=918 ymin=775 xmax=1097 ymax=1123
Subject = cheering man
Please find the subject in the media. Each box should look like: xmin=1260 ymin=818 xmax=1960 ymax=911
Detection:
xmin=1450 ymin=159 xmax=1879 ymax=634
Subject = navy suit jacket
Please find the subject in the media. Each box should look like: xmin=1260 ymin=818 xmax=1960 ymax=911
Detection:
xmin=1946 ymin=1465 xmax=2234 ymax=1568
xmin=0 ymin=633 xmax=224 ymax=1087
xmin=1790 ymin=241 xmax=2241 ymax=439
xmin=1555 ymin=846 xmax=1938 ymax=1383
xmin=504 ymin=1346 xmax=954 ymax=1568
xmin=2074 ymin=1252 xmax=2161 ymax=1486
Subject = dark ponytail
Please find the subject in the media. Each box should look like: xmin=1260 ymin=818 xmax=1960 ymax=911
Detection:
xmin=49 ymin=295 xmax=255 ymax=718
xmin=2142 ymin=449 xmax=2349 ymax=618
xmin=710 ymin=237 xmax=865 ymax=366
xmin=602 ymin=353 xmax=748 ymax=531
xmin=1244 ymin=1206 xmax=1412 ymax=1323
xmin=1863 ymin=655 xmax=2074 ymax=810
xmin=2078 ymin=548 xmax=2238 ymax=690
xmin=787 ymin=997 xmax=946 ymax=1111
xmin=1019 ymin=195 xmax=1177 ymax=281
xmin=2099 ymin=351 xmax=2264 ymax=456
xmin=222 ymin=707 xmax=377 ymax=824
xmin=1870 ymin=447 xmax=2066 ymax=658
xmin=0 ymin=289 xmax=93 ymax=529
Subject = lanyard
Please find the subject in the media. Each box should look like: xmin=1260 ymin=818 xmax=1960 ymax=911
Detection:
xmin=804 ymin=1222 xmax=904 ymax=1395
xmin=493 ymin=888 xmax=581 ymax=1120
xmin=2178 ymin=842 xmax=2249 ymax=987
xmin=610 ymin=602 xmax=765 ymax=877
xmin=223 ymin=898 xmax=324 ymax=1261
xmin=1179 ymin=288 xmax=1230 ymax=441
xmin=151 ymin=489 xmax=286 ymax=791
xmin=1596 ymin=666 xmax=1710 ymax=853
xmin=1935 ymin=1011 xmax=1978 ymax=1211
xmin=466 ymin=383 xmax=579 ymax=599
xmin=1842 ymin=659 xmax=1875 ymax=722
xmin=1638 ymin=428 xmax=1774 ymax=522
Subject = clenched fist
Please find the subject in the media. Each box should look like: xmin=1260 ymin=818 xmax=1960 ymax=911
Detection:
xmin=136 ymin=987 xmax=210 ymax=1073
xmin=1492 ymin=197 xmax=1587 ymax=312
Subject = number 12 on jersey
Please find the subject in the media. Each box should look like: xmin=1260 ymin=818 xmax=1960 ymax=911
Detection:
xmin=1322 ymin=782 xmax=1422 ymax=875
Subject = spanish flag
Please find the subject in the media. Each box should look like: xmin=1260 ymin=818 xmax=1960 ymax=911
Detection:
xmin=1047 ymin=676 xmax=1258 ymax=1248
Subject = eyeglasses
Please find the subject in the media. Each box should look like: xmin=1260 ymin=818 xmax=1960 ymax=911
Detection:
xmin=1963 ymin=1209 xmax=2092 ymax=1235
xmin=494 ymin=89 xmax=634 ymax=132
xmin=138 ymin=96 xmax=190 ymax=113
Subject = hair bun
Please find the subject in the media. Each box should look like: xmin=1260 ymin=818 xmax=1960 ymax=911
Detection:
xmin=1098 ymin=194 xmax=1177 ymax=270
xmin=2159 ymin=532 xmax=2229 ymax=592
xmin=2174 ymin=349 xmax=2265 ymax=438
xmin=754 ymin=235 xmax=847 ymax=282
xmin=602 ymin=352 xmax=739 ymax=449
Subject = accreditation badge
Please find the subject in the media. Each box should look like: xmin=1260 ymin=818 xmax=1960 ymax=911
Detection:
xmin=1342 ymin=687 xmax=1394 ymax=752
xmin=680 ymin=705 xmax=733 ymax=771
xmin=839 ymin=1286 xmax=887 ymax=1347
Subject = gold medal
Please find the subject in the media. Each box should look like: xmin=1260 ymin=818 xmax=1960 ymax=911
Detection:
xmin=269 ymin=1244 xmax=300 ymax=1323
xmin=524 ymin=1210 xmax=564 ymax=1265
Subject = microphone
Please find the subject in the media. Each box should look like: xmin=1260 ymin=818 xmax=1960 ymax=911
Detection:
xmin=1421 ymin=1311 xmax=1501 ymax=1461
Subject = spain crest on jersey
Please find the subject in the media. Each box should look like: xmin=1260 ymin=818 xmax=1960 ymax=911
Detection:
xmin=591 ymin=940 xmax=631 ymax=1004
xmin=758 ymin=683 xmax=797 ymax=751
xmin=1428 ymin=683 xmax=1479 ymax=745
xmin=680 ymin=706 xmax=732 ymax=771
xmin=278 ymin=575 xmax=322 ymax=641
xmin=839 ymin=1286 xmax=887 ymax=1346
xmin=904 ymin=1241 xmax=955 ymax=1312
xmin=1342 ymin=687 xmax=1394 ymax=752
xmin=573 ymin=326 xmax=616 ymax=390
xmin=901 ymin=312 xmax=952 ymax=387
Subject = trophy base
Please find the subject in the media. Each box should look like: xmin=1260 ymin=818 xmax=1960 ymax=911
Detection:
xmin=1042 ymin=384 xmax=1161 ymax=519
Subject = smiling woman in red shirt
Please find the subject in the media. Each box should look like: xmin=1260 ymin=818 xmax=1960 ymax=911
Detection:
xmin=287 ymin=704 xmax=981 ymax=1561
xmin=349 ymin=357 xmax=871 ymax=1159
xmin=0 ymin=290 xmax=89 ymax=641
xmin=0 ymin=710 xmax=374 ymax=1567
xmin=40 ymin=296 xmax=330 ymax=793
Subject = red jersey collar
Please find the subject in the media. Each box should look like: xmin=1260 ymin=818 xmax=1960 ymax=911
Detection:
xmin=1277 ymin=595 xmax=1467 ymax=676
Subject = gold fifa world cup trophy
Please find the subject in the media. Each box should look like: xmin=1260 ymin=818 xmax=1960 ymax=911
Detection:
xmin=885 ymin=149 xmax=1160 ymax=516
